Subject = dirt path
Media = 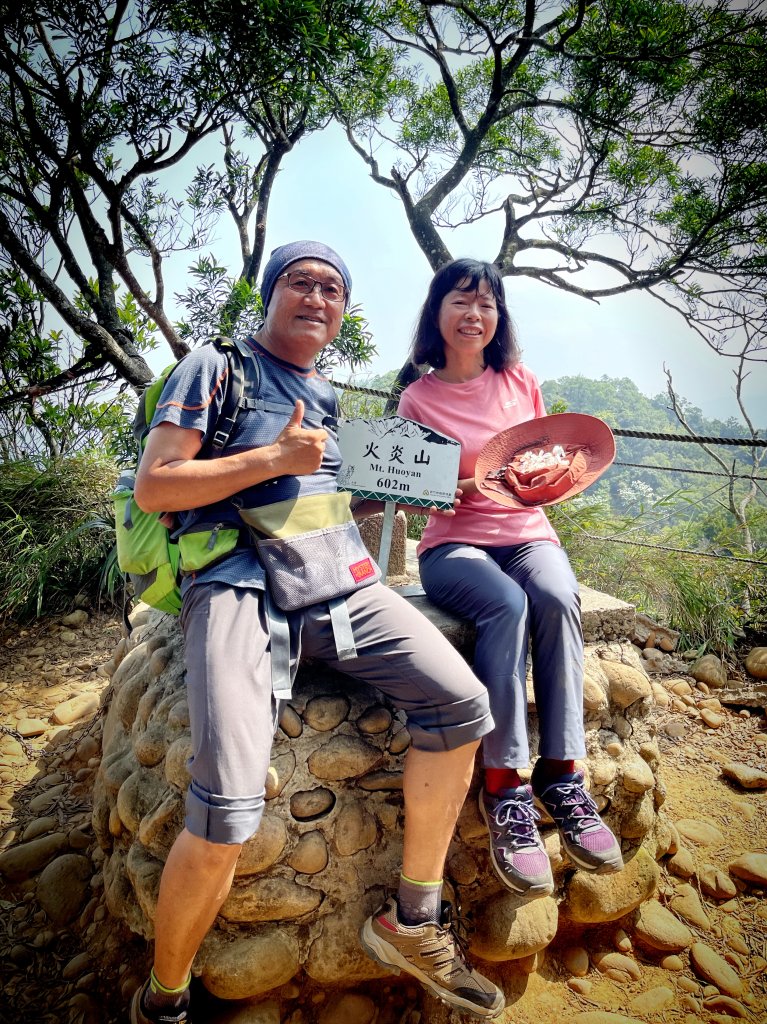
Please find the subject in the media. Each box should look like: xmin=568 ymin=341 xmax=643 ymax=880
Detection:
xmin=0 ymin=611 xmax=144 ymax=1024
xmin=1 ymin=611 xmax=766 ymax=1024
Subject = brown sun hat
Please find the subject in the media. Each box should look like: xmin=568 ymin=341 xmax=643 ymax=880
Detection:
xmin=475 ymin=413 xmax=616 ymax=509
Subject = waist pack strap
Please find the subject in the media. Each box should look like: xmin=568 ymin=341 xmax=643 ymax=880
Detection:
xmin=264 ymin=587 xmax=299 ymax=700
xmin=328 ymin=596 xmax=357 ymax=661
xmin=264 ymin=589 xmax=357 ymax=697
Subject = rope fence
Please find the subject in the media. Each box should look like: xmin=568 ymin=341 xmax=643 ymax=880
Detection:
xmin=330 ymin=379 xmax=391 ymax=399
xmin=558 ymin=528 xmax=767 ymax=567
xmin=612 ymin=428 xmax=766 ymax=447
xmin=614 ymin=461 xmax=766 ymax=480
xmin=330 ymin=377 xmax=767 ymax=569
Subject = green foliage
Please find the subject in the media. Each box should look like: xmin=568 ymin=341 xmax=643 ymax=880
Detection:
xmin=0 ymin=270 xmax=58 ymax=391
xmin=545 ymin=376 xmax=767 ymax=648
xmin=0 ymin=454 xmax=118 ymax=623
xmin=175 ymin=258 xmax=262 ymax=345
xmin=316 ymin=305 xmax=378 ymax=377
xmin=337 ymin=370 xmax=396 ymax=419
xmin=549 ymin=498 xmax=761 ymax=657
xmin=405 ymin=512 xmax=428 ymax=541
xmin=664 ymin=560 xmax=750 ymax=657
xmin=169 ymin=0 xmax=377 ymax=94
xmin=397 ymin=51 xmax=561 ymax=176
xmin=0 ymin=270 xmax=150 ymax=462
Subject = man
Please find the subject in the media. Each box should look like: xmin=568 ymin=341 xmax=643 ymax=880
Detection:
xmin=131 ymin=241 xmax=505 ymax=1022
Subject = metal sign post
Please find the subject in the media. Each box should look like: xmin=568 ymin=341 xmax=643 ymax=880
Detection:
xmin=336 ymin=416 xmax=461 ymax=579
xmin=377 ymin=500 xmax=398 ymax=578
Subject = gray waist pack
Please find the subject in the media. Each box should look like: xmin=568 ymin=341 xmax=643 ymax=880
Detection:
xmin=252 ymin=520 xmax=381 ymax=611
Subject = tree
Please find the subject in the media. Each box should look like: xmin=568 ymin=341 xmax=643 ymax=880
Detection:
xmin=333 ymin=0 xmax=767 ymax=398
xmin=0 ymin=0 xmax=378 ymax=454
xmin=664 ymin=359 xmax=765 ymax=564
xmin=0 ymin=269 xmax=150 ymax=462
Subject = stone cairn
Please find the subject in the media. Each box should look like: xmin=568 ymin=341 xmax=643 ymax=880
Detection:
xmin=92 ymin=539 xmax=683 ymax=1008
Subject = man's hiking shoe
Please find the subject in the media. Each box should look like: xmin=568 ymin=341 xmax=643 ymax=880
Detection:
xmin=130 ymin=979 xmax=190 ymax=1024
xmin=478 ymin=785 xmax=554 ymax=898
xmin=360 ymin=896 xmax=504 ymax=1019
xmin=533 ymin=770 xmax=624 ymax=873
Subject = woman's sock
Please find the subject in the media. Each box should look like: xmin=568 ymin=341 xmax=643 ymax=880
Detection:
xmin=484 ymin=767 xmax=522 ymax=795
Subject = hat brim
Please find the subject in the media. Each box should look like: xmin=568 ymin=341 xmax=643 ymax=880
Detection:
xmin=475 ymin=413 xmax=616 ymax=509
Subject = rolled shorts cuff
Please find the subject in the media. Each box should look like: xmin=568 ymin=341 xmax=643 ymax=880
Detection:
xmin=185 ymin=779 xmax=266 ymax=845
xmin=407 ymin=693 xmax=494 ymax=752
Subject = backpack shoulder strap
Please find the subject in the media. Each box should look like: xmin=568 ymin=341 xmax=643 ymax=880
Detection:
xmin=134 ymin=360 xmax=183 ymax=451
xmin=209 ymin=335 xmax=330 ymax=439
xmin=208 ymin=335 xmax=261 ymax=450
xmin=223 ymin=336 xmax=299 ymax=420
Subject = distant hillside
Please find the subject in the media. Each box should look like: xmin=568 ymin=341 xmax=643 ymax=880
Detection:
xmin=539 ymin=374 xmax=762 ymax=512
xmin=540 ymin=374 xmax=755 ymax=441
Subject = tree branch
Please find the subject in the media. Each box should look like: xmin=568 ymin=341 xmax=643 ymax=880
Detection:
xmin=0 ymin=209 xmax=153 ymax=389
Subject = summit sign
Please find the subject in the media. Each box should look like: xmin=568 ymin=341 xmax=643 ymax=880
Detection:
xmin=336 ymin=416 xmax=460 ymax=511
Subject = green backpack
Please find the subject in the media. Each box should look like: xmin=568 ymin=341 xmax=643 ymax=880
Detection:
xmin=113 ymin=335 xmax=259 ymax=614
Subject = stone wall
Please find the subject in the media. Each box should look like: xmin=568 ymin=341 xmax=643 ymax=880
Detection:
xmin=356 ymin=510 xmax=409 ymax=583
xmin=92 ymin=582 xmax=678 ymax=1005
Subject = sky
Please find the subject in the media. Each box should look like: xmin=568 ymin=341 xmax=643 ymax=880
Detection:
xmin=154 ymin=125 xmax=765 ymax=425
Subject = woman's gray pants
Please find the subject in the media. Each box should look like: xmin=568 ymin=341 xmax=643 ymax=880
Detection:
xmin=419 ymin=540 xmax=586 ymax=769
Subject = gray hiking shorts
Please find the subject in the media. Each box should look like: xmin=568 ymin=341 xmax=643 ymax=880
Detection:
xmin=180 ymin=581 xmax=493 ymax=844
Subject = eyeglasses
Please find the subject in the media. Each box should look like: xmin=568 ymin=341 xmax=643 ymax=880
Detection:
xmin=277 ymin=271 xmax=346 ymax=303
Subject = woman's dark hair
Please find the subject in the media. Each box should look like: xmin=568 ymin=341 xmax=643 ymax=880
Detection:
xmin=410 ymin=258 xmax=520 ymax=371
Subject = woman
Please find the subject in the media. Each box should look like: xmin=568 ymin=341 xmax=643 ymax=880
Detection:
xmin=397 ymin=258 xmax=623 ymax=899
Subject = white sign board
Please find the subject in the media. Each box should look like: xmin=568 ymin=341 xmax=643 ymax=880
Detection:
xmin=336 ymin=416 xmax=461 ymax=511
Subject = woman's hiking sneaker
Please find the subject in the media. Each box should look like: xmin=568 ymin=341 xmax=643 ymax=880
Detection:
xmin=130 ymin=978 xmax=191 ymax=1024
xmin=360 ymin=896 xmax=504 ymax=1019
xmin=532 ymin=770 xmax=624 ymax=874
xmin=478 ymin=785 xmax=554 ymax=898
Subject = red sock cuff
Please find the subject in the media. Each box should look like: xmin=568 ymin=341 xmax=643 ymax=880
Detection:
xmin=484 ymin=767 xmax=522 ymax=795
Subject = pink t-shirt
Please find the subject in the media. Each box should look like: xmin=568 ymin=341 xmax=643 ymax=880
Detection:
xmin=397 ymin=364 xmax=560 ymax=555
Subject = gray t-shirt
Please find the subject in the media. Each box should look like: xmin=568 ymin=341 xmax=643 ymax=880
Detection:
xmin=150 ymin=336 xmax=340 ymax=593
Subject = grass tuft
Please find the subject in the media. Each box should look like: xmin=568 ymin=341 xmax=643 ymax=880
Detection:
xmin=0 ymin=454 xmax=118 ymax=623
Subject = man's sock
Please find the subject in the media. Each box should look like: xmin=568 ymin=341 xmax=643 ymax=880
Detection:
xmin=484 ymin=767 xmax=522 ymax=795
xmin=532 ymin=758 xmax=576 ymax=792
xmin=396 ymin=874 xmax=442 ymax=926
xmin=142 ymin=968 xmax=191 ymax=1015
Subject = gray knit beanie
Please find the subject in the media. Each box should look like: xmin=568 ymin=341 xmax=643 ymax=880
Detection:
xmin=260 ymin=240 xmax=352 ymax=312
